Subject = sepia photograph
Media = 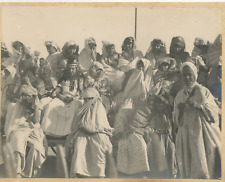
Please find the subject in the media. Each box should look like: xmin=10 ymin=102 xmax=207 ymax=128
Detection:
xmin=0 ymin=3 xmax=223 ymax=180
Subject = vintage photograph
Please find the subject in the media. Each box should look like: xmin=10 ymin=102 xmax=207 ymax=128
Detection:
xmin=0 ymin=5 xmax=222 ymax=179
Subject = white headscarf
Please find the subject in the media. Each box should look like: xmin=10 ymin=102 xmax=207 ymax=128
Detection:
xmin=180 ymin=61 xmax=198 ymax=79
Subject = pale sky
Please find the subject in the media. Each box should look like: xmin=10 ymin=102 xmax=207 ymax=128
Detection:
xmin=2 ymin=7 xmax=222 ymax=58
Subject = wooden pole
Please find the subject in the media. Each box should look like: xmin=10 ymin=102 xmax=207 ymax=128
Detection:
xmin=135 ymin=8 xmax=137 ymax=40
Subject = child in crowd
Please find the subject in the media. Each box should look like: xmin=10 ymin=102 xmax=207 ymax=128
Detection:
xmin=145 ymin=95 xmax=177 ymax=178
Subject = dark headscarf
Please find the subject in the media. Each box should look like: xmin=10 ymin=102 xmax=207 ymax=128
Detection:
xmin=122 ymin=37 xmax=135 ymax=52
xmin=151 ymin=39 xmax=164 ymax=47
xmin=62 ymin=41 xmax=79 ymax=60
xmin=169 ymin=36 xmax=186 ymax=54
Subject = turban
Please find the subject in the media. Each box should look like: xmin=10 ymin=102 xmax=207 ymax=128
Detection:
xmin=180 ymin=61 xmax=198 ymax=79
xmin=45 ymin=41 xmax=60 ymax=52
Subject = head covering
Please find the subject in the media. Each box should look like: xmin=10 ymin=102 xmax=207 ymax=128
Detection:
xmin=180 ymin=61 xmax=198 ymax=79
xmin=102 ymin=41 xmax=112 ymax=47
xmin=82 ymin=87 xmax=100 ymax=99
xmin=62 ymin=41 xmax=79 ymax=55
xmin=170 ymin=36 xmax=186 ymax=53
xmin=67 ymin=58 xmax=79 ymax=66
xmin=158 ymin=57 xmax=171 ymax=66
xmin=194 ymin=38 xmax=207 ymax=46
xmin=11 ymin=41 xmax=30 ymax=55
xmin=122 ymin=37 xmax=136 ymax=51
xmin=84 ymin=37 xmax=97 ymax=50
xmin=45 ymin=41 xmax=60 ymax=52
xmin=102 ymin=41 xmax=115 ymax=56
xmin=34 ymin=50 xmax=40 ymax=57
xmin=213 ymin=34 xmax=222 ymax=48
xmin=151 ymin=39 xmax=164 ymax=47
xmin=146 ymin=39 xmax=166 ymax=54
xmin=158 ymin=57 xmax=176 ymax=70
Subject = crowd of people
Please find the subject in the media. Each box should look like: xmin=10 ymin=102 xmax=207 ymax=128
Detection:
xmin=0 ymin=34 xmax=222 ymax=179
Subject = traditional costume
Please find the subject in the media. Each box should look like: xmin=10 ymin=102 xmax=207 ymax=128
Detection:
xmin=41 ymin=60 xmax=84 ymax=137
xmin=145 ymin=95 xmax=177 ymax=178
xmin=78 ymin=37 xmax=101 ymax=73
xmin=46 ymin=41 xmax=79 ymax=87
xmin=169 ymin=36 xmax=190 ymax=69
xmin=114 ymin=99 xmax=150 ymax=175
xmin=206 ymin=34 xmax=222 ymax=69
xmin=5 ymin=85 xmax=47 ymax=177
xmin=173 ymin=62 xmax=221 ymax=179
xmin=65 ymin=87 xmax=113 ymax=177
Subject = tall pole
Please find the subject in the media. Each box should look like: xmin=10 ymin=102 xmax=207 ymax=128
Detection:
xmin=135 ymin=8 xmax=137 ymax=40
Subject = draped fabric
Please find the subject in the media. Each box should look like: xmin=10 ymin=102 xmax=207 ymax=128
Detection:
xmin=121 ymin=58 xmax=154 ymax=101
xmin=103 ymin=66 xmax=125 ymax=94
xmin=100 ymin=41 xmax=125 ymax=94
xmin=118 ymin=50 xmax=143 ymax=72
xmin=114 ymin=100 xmax=150 ymax=174
xmin=145 ymin=114 xmax=177 ymax=178
xmin=78 ymin=38 xmax=100 ymax=73
xmin=1 ymin=66 xmax=17 ymax=118
xmin=46 ymin=41 xmax=79 ymax=86
xmin=2 ymin=42 xmax=29 ymax=68
xmin=145 ymin=41 xmax=167 ymax=69
xmin=206 ymin=34 xmax=222 ymax=69
xmin=5 ymin=102 xmax=47 ymax=177
xmin=41 ymin=76 xmax=83 ymax=137
xmin=41 ymin=98 xmax=82 ymax=137
xmin=65 ymin=88 xmax=113 ymax=177
xmin=153 ymin=57 xmax=176 ymax=95
xmin=45 ymin=52 xmax=65 ymax=87
xmin=173 ymin=84 xmax=221 ymax=179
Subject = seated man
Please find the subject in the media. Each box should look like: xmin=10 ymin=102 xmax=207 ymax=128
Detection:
xmin=5 ymin=85 xmax=47 ymax=178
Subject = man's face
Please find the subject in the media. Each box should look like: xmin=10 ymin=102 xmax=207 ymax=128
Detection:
xmin=182 ymin=66 xmax=196 ymax=87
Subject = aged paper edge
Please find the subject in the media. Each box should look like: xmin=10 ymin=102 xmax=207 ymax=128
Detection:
xmin=0 ymin=2 xmax=224 ymax=182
